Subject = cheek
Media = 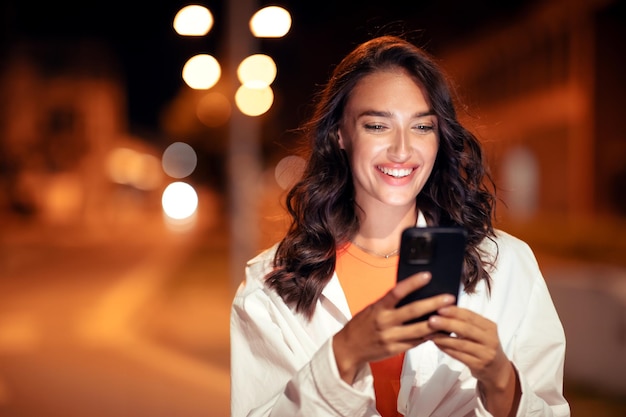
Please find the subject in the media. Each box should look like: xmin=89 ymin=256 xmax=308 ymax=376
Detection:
xmin=430 ymin=145 xmax=439 ymax=164
xmin=348 ymin=137 xmax=373 ymax=157
xmin=348 ymin=147 xmax=367 ymax=170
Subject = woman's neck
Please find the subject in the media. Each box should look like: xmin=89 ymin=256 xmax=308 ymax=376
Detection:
xmin=353 ymin=205 xmax=418 ymax=256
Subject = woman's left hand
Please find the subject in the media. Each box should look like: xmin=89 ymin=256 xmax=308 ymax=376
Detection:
xmin=427 ymin=306 xmax=520 ymax=417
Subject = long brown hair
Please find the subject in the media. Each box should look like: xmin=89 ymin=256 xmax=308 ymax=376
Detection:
xmin=266 ymin=35 xmax=496 ymax=319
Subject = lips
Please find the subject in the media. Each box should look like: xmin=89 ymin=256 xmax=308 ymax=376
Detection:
xmin=377 ymin=165 xmax=414 ymax=178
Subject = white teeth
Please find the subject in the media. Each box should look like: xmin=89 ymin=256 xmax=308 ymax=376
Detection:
xmin=378 ymin=166 xmax=413 ymax=178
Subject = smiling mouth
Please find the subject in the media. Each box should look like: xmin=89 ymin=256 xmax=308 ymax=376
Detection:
xmin=377 ymin=166 xmax=414 ymax=178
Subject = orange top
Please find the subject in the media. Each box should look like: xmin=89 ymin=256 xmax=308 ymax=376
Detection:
xmin=336 ymin=243 xmax=405 ymax=417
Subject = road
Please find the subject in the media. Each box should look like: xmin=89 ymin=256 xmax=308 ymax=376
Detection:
xmin=0 ymin=214 xmax=231 ymax=417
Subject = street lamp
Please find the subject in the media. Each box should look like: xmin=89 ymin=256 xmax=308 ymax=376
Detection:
xmin=173 ymin=5 xmax=214 ymax=36
xmin=174 ymin=5 xmax=289 ymax=115
xmin=249 ymin=6 xmax=292 ymax=38
xmin=181 ymin=54 xmax=221 ymax=90
xmin=168 ymin=2 xmax=291 ymax=288
xmin=236 ymin=53 xmax=277 ymax=116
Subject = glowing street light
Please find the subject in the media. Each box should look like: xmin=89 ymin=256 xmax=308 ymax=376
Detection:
xmin=235 ymin=84 xmax=274 ymax=116
xmin=237 ymin=54 xmax=277 ymax=87
xmin=182 ymin=54 xmax=221 ymax=89
xmin=162 ymin=181 xmax=198 ymax=220
xmin=249 ymin=6 xmax=291 ymax=38
xmin=173 ymin=5 xmax=214 ymax=36
xmin=235 ymin=53 xmax=277 ymax=116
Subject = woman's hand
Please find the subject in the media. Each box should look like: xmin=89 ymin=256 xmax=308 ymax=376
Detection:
xmin=428 ymin=307 xmax=521 ymax=417
xmin=332 ymin=272 xmax=456 ymax=384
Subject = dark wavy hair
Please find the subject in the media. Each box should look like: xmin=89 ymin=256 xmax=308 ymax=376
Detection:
xmin=265 ymin=35 xmax=496 ymax=319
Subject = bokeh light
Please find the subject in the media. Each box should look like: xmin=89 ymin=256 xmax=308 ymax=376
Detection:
xmin=41 ymin=174 xmax=82 ymax=223
xmin=162 ymin=142 xmax=197 ymax=179
xmin=249 ymin=6 xmax=291 ymax=38
xmin=234 ymin=84 xmax=274 ymax=116
xmin=237 ymin=54 xmax=277 ymax=87
xmin=106 ymin=147 xmax=163 ymax=190
xmin=182 ymin=54 xmax=221 ymax=90
xmin=274 ymin=155 xmax=306 ymax=190
xmin=161 ymin=181 xmax=198 ymax=220
xmin=173 ymin=5 xmax=213 ymax=36
xmin=196 ymin=92 xmax=232 ymax=127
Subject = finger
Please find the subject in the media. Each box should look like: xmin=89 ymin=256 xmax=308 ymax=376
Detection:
xmin=434 ymin=342 xmax=483 ymax=367
xmin=428 ymin=313 xmax=485 ymax=343
xmin=432 ymin=310 xmax=501 ymax=353
xmin=429 ymin=317 xmax=500 ymax=363
xmin=379 ymin=272 xmax=431 ymax=308
xmin=431 ymin=333 xmax=488 ymax=364
xmin=427 ymin=314 xmax=457 ymax=335
xmin=395 ymin=294 xmax=456 ymax=326
xmin=432 ymin=336 xmax=506 ymax=379
xmin=386 ymin=319 xmax=439 ymax=344
xmin=437 ymin=306 xmax=493 ymax=332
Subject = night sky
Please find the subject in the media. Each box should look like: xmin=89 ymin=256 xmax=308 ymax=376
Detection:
xmin=1 ymin=0 xmax=540 ymax=140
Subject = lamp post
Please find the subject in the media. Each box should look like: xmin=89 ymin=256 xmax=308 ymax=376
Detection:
xmin=172 ymin=2 xmax=291 ymax=290
xmin=226 ymin=0 xmax=261 ymax=289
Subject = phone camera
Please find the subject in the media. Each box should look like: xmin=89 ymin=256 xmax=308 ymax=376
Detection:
xmin=406 ymin=234 xmax=434 ymax=264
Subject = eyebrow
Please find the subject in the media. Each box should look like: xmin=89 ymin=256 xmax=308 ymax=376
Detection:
xmin=357 ymin=109 xmax=436 ymax=118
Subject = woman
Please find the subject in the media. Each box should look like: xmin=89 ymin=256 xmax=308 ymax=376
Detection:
xmin=230 ymin=35 xmax=569 ymax=417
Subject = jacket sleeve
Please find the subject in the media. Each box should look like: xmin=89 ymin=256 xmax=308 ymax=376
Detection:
xmin=230 ymin=280 xmax=378 ymax=417
xmin=511 ymin=265 xmax=570 ymax=416
xmin=476 ymin=236 xmax=570 ymax=417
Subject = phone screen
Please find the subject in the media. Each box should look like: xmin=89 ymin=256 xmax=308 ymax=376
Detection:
xmin=396 ymin=226 xmax=467 ymax=323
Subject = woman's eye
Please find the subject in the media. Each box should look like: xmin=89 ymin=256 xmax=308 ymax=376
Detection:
xmin=415 ymin=124 xmax=434 ymax=134
xmin=364 ymin=123 xmax=385 ymax=131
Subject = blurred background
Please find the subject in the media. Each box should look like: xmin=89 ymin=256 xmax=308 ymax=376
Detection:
xmin=0 ymin=0 xmax=624 ymax=415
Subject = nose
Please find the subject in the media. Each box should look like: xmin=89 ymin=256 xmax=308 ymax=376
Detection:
xmin=388 ymin=129 xmax=411 ymax=161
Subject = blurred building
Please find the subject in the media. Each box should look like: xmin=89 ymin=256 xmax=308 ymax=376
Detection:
xmin=441 ymin=0 xmax=624 ymax=226
xmin=439 ymin=1 xmax=626 ymax=396
xmin=1 ymin=0 xmax=624 ymax=255
xmin=0 ymin=40 xmax=164 ymax=230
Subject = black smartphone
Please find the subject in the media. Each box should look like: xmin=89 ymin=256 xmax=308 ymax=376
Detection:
xmin=396 ymin=226 xmax=467 ymax=324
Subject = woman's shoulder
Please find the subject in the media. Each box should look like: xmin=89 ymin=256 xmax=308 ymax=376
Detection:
xmin=481 ymin=229 xmax=544 ymax=282
xmin=478 ymin=229 xmax=534 ymax=257
xmin=247 ymin=244 xmax=279 ymax=272
xmin=234 ymin=244 xmax=279 ymax=297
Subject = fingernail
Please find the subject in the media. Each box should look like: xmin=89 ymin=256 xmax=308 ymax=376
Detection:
xmin=442 ymin=294 xmax=455 ymax=303
xmin=421 ymin=272 xmax=431 ymax=281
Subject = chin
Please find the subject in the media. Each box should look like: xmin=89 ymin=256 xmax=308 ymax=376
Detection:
xmin=380 ymin=196 xmax=417 ymax=207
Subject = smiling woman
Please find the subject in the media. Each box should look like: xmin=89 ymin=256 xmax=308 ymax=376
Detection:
xmin=230 ymin=35 xmax=570 ymax=417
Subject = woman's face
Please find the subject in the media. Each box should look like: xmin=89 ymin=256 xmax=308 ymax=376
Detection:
xmin=338 ymin=68 xmax=439 ymax=213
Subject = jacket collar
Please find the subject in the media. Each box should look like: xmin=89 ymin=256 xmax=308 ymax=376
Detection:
xmin=320 ymin=210 xmax=427 ymax=320
xmin=321 ymin=273 xmax=352 ymax=321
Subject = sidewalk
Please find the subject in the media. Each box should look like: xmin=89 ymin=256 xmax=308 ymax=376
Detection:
xmin=135 ymin=224 xmax=233 ymax=372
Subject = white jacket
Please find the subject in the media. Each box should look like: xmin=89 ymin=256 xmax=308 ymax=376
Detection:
xmin=230 ymin=230 xmax=570 ymax=417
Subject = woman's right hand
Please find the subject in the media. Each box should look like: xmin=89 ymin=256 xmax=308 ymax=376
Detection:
xmin=332 ymin=272 xmax=456 ymax=384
